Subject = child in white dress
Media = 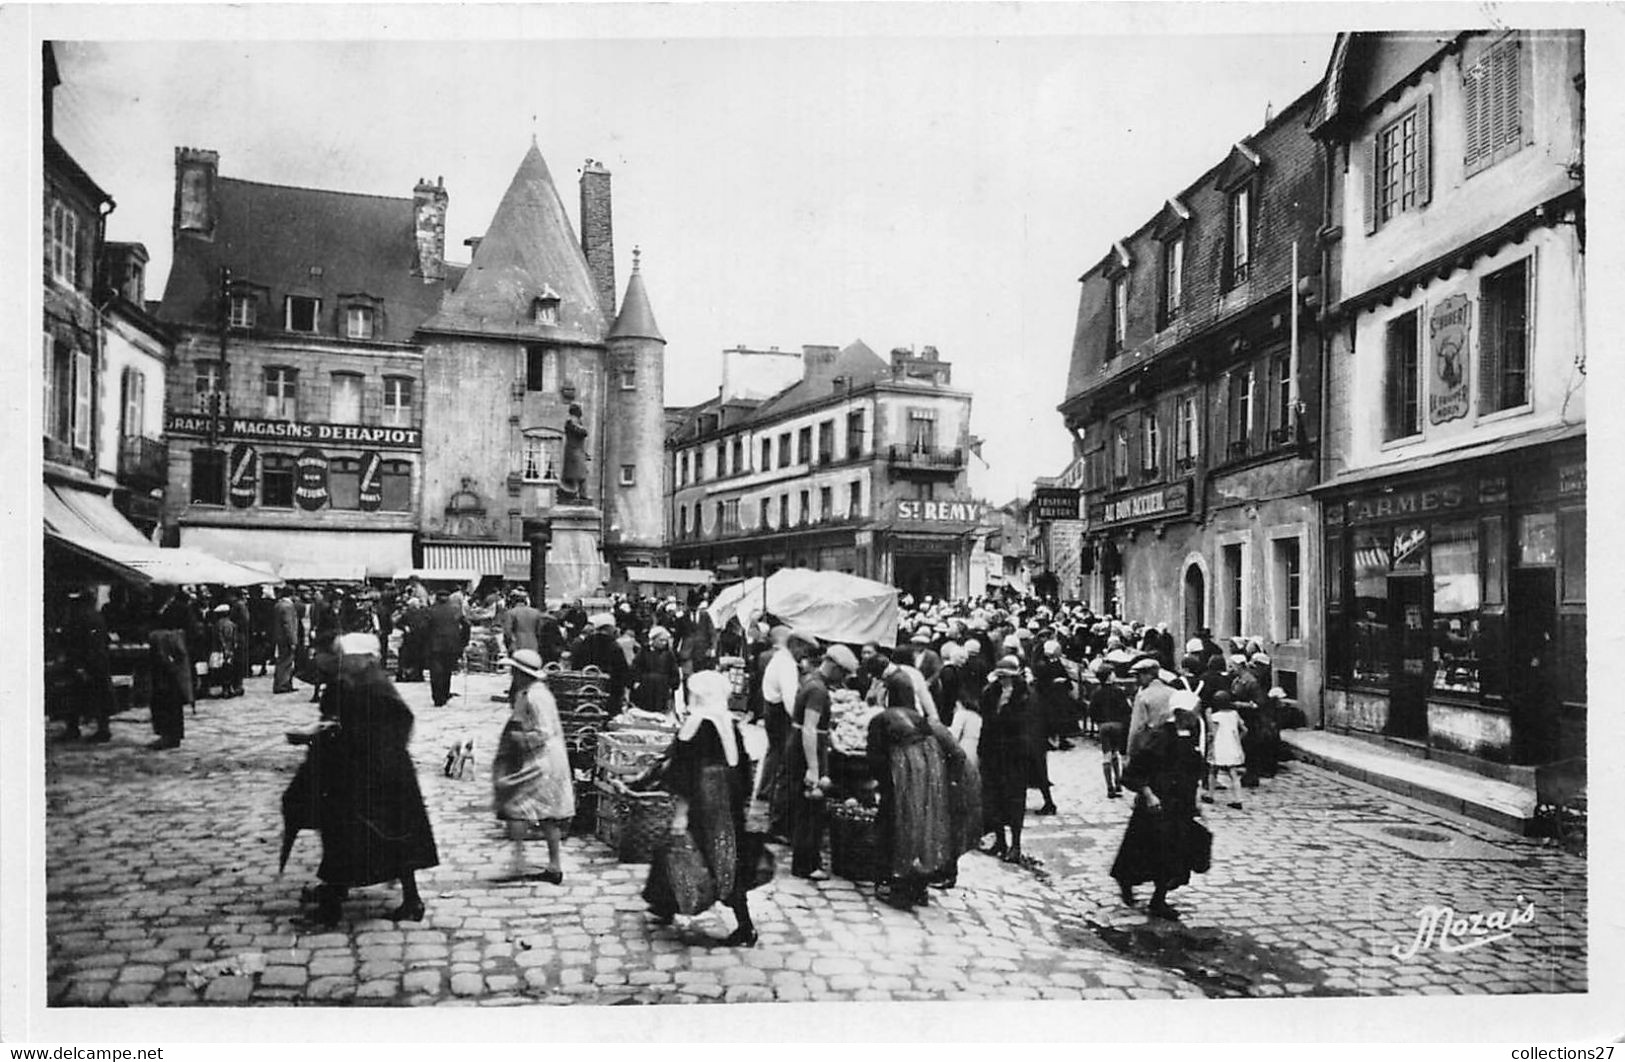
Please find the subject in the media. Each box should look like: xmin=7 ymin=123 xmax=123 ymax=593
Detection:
xmin=1207 ymin=690 xmax=1248 ymax=810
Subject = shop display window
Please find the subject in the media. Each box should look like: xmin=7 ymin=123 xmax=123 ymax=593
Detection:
xmin=1351 ymin=529 xmax=1392 ymax=686
xmin=1518 ymin=512 xmax=1558 ymax=566
xmin=1430 ymin=521 xmax=1482 ymax=695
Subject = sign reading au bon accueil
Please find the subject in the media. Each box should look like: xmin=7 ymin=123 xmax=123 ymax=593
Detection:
xmin=165 ymin=412 xmax=422 ymax=451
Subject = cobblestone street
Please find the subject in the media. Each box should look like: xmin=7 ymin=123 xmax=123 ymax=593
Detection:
xmin=43 ymin=670 xmax=1585 ymax=1007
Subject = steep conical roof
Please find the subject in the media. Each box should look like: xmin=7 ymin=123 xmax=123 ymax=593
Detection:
xmin=422 ymin=142 xmax=606 ymax=342
xmin=608 ymin=250 xmax=664 ymax=343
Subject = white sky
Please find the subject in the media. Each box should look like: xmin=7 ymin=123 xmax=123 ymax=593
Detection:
xmin=49 ymin=23 xmax=1330 ymax=504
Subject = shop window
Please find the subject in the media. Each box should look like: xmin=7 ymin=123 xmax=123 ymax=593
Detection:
xmin=261 ymin=453 xmax=297 ymax=509
xmin=1517 ymin=512 xmax=1557 ymax=566
xmin=1383 ymin=310 xmax=1422 ymax=442
xmin=1479 ymin=258 xmax=1530 ymax=414
xmin=380 ymin=461 xmax=411 ymax=511
xmin=329 ymin=457 xmax=362 ymax=510
xmin=1430 ymin=521 xmax=1482 ymax=696
xmin=1482 ymin=516 xmax=1506 ymax=606
xmin=1326 ymin=532 xmax=1350 ymax=681
xmin=329 ymin=372 xmax=363 ymax=425
xmin=1559 ymin=508 xmax=1585 ymax=603
xmin=1351 ymin=529 xmax=1393 ymax=686
xmin=383 ymin=376 xmax=414 ymax=428
xmin=190 ymin=448 xmax=227 ymax=506
xmin=1274 ymin=537 xmax=1302 ymax=642
xmin=525 ymin=346 xmax=560 ymax=392
xmin=1222 ymin=543 xmax=1244 ymax=637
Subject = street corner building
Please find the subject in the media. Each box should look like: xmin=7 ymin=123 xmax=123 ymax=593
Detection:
xmin=665 ymin=343 xmax=983 ymax=601
xmin=156 ymin=141 xmax=669 ymax=594
xmin=1310 ymin=31 xmax=1585 ymax=776
xmin=1057 ymin=28 xmax=1585 ymax=806
xmin=1058 ymin=81 xmax=1329 ymax=714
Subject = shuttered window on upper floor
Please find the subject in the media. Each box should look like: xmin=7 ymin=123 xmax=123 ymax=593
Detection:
xmin=1464 ymin=37 xmax=1529 ymax=178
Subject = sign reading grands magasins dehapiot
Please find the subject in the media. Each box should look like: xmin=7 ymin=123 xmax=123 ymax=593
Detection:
xmin=165 ymin=412 xmax=422 ymax=450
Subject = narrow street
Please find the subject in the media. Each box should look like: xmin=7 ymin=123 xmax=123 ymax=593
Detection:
xmin=43 ymin=670 xmax=1585 ymax=1006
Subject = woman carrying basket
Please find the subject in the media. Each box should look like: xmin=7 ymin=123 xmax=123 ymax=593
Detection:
xmin=492 ymin=649 xmax=575 ymax=883
xmin=643 ymin=670 xmax=766 ymax=947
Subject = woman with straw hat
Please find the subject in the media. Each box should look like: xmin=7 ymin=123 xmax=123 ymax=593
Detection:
xmin=492 ymin=649 xmax=575 ymax=883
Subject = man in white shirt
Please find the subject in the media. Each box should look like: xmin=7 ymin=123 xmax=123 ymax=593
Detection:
xmin=755 ymin=626 xmax=808 ymax=838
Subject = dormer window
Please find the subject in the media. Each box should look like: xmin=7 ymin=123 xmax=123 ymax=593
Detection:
xmin=1151 ymin=200 xmax=1190 ymax=329
xmin=532 ymin=286 xmax=561 ymax=326
xmin=285 ymin=295 xmax=320 ymax=333
xmin=346 ymin=305 xmax=375 ymax=340
xmin=229 ymin=293 xmax=257 ymax=330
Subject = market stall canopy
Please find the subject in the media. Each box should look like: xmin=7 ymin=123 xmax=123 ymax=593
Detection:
xmin=624 ymin=566 xmax=714 ymax=587
xmin=707 ymin=568 xmax=898 ymax=646
xmin=182 ymin=526 xmax=410 ymax=581
xmin=44 ymin=486 xmax=277 ymax=587
xmin=394 ymin=567 xmax=480 ymax=588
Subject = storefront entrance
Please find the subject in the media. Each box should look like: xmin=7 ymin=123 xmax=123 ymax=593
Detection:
xmin=1509 ymin=566 xmax=1558 ymax=764
xmin=894 ymin=554 xmax=950 ymax=602
xmin=1386 ymin=573 xmax=1430 ymax=740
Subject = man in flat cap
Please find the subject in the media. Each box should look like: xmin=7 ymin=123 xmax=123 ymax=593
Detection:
xmin=786 ymin=642 xmax=858 ymax=879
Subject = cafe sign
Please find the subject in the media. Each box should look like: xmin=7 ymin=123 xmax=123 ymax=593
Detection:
xmin=295 ymin=448 xmax=329 ymax=511
xmin=1428 ymin=294 xmax=1471 ymax=425
xmin=227 ymin=442 xmax=259 ymax=508
xmin=1093 ymin=481 xmax=1192 ymax=528
xmin=165 ymin=412 xmax=422 ymax=451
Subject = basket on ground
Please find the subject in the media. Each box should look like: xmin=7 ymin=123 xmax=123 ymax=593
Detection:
xmin=595 ymin=729 xmax=673 ymax=782
xmin=594 ymin=779 xmax=675 ymax=863
xmin=828 ymin=801 xmax=879 ymax=882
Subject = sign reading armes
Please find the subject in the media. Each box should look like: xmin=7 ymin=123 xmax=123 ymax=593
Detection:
xmin=165 ymin=412 xmax=422 ymax=451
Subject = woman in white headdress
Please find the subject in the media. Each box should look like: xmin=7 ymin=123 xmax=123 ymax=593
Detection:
xmin=643 ymin=670 xmax=764 ymax=946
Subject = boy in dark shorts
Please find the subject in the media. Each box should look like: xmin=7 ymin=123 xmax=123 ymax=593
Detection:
xmin=1089 ymin=660 xmax=1133 ymax=798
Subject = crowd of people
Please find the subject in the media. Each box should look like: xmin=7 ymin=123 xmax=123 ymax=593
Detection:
xmin=51 ymin=576 xmax=1298 ymax=936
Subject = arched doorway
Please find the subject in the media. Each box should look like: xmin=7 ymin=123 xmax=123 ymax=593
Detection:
xmin=1183 ymin=562 xmax=1206 ymax=642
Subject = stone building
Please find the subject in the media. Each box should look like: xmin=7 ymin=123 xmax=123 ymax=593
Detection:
xmin=1030 ymin=456 xmax=1089 ymax=603
xmin=1310 ymin=31 xmax=1585 ymax=770
xmin=156 ymin=150 xmax=450 ymax=578
xmin=667 ymin=343 xmax=981 ymax=601
xmin=1059 ymin=84 xmax=1327 ymax=709
xmin=415 ymin=146 xmax=667 ymax=597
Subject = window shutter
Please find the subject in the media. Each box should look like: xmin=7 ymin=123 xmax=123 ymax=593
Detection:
xmin=1478 ymin=280 xmax=1502 ymax=414
xmin=1416 ymin=93 xmax=1433 ymax=206
xmin=1363 ymin=136 xmax=1379 ymax=234
xmin=73 ymin=349 xmax=92 ymax=450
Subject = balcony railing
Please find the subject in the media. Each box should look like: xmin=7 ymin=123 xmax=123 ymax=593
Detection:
xmin=118 ymin=435 xmax=167 ymax=489
xmin=886 ymin=444 xmax=965 ymax=470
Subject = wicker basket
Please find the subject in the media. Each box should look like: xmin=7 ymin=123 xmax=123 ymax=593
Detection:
xmin=828 ymin=802 xmax=879 ymax=882
xmin=595 ymin=729 xmax=673 ymax=781
xmin=594 ymin=779 xmax=675 ymax=863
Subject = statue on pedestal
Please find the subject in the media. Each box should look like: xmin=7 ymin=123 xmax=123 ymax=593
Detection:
xmin=560 ymin=403 xmax=591 ymax=504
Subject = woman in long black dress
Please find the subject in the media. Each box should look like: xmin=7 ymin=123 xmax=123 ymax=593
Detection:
xmin=287 ymin=656 xmax=439 ymax=926
xmin=979 ymin=655 xmax=1035 ymax=863
xmin=643 ymin=670 xmax=762 ymax=946
xmin=866 ymin=672 xmax=953 ymax=910
xmin=1111 ymin=706 xmax=1207 ymax=920
xmin=630 ymin=625 xmax=681 ymax=714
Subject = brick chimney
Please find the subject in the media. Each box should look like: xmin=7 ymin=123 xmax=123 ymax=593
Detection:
xmin=580 ymin=159 xmax=615 ymax=319
xmin=413 ymin=176 xmax=448 ymax=281
xmin=174 ymin=146 xmax=219 ymax=239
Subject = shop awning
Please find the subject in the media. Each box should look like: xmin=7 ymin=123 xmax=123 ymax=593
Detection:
xmin=1312 ymin=422 xmax=1584 ymax=495
xmin=45 ymin=484 xmax=276 ymax=587
xmin=181 ymin=525 xmax=411 ymax=581
xmin=624 ymin=566 xmax=714 ymax=586
xmin=420 ymin=542 xmax=531 ymax=578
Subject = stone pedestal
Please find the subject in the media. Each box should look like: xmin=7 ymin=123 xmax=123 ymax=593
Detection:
xmin=545 ymin=505 xmax=607 ymax=604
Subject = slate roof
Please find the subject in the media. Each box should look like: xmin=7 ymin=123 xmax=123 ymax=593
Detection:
xmin=421 ymin=143 xmax=606 ymax=344
xmin=608 ymin=263 xmax=663 ymax=343
xmin=157 ymin=177 xmax=448 ymax=344
xmin=748 ymin=340 xmax=887 ymax=422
